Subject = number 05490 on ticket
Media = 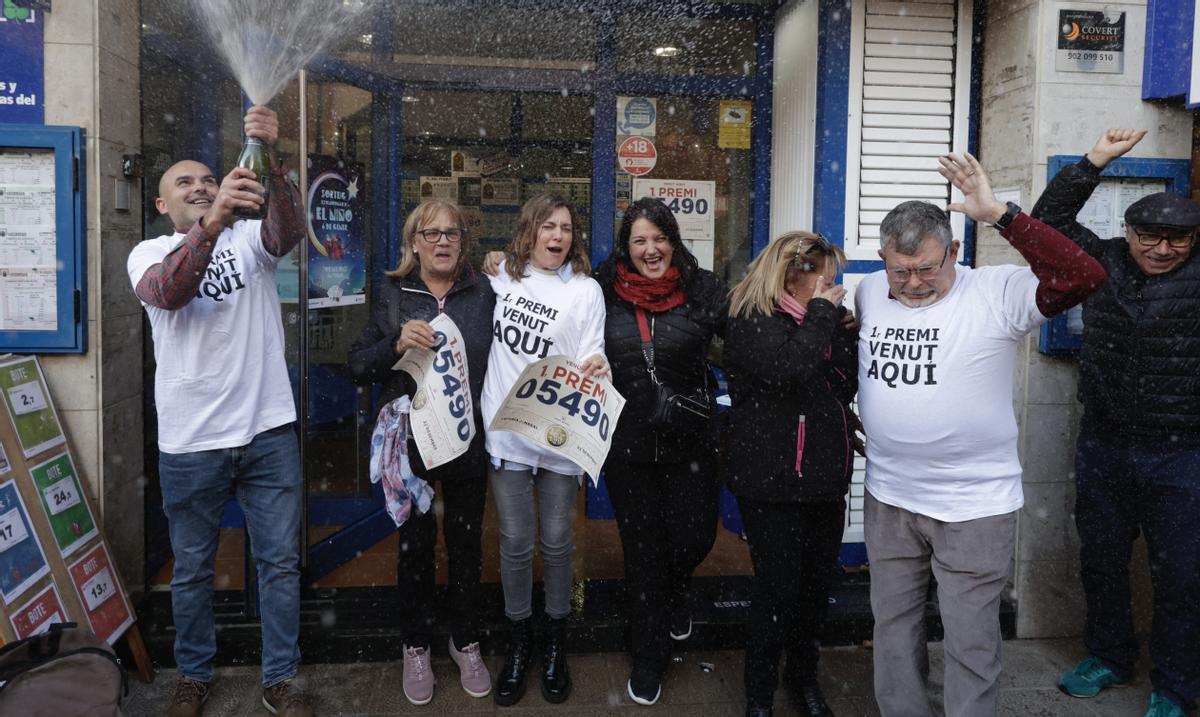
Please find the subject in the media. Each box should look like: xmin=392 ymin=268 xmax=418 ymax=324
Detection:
xmin=490 ymin=356 xmax=626 ymax=483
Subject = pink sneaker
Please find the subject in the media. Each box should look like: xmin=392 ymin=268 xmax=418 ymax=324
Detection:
xmin=402 ymin=645 xmax=435 ymax=705
xmin=448 ymin=638 xmax=492 ymax=698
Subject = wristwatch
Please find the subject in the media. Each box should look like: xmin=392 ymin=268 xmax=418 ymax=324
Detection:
xmin=992 ymin=201 xmax=1021 ymax=231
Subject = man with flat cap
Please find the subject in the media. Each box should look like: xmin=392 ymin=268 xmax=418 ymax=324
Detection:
xmin=1033 ymin=128 xmax=1200 ymax=717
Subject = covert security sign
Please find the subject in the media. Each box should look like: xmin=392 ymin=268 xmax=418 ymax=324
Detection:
xmin=1056 ymin=10 xmax=1124 ymax=74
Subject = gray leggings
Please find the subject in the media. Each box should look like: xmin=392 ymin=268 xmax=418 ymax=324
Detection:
xmin=488 ymin=466 xmax=579 ymax=620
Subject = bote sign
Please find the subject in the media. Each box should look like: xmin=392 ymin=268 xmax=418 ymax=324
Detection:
xmin=617 ymin=136 xmax=657 ymax=176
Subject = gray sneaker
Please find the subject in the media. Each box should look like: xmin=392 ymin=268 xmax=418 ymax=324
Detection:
xmin=449 ymin=638 xmax=492 ymax=698
xmin=166 ymin=676 xmax=209 ymax=717
xmin=402 ymin=645 xmax=435 ymax=705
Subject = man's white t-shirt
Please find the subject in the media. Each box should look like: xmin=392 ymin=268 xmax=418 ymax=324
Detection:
xmin=481 ymin=262 xmax=606 ymax=475
xmin=855 ymin=263 xmax=1046 ymax=522
xmin=127 ymin=221 xmax=296 ymax=454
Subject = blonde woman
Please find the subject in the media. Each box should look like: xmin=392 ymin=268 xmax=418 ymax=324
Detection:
xmin=347 ymin=199 xmax=495 ymax=705
xmin=480 ymin=193 xmax=607 ymax=706
xmin=725 ymin=232 xmax=857 ymax=717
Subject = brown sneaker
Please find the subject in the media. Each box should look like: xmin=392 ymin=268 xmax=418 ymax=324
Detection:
xmin=263 ymin=678 xmax=314 ymax=717
xmin=166 ymin=676 xmax=210 ymax=717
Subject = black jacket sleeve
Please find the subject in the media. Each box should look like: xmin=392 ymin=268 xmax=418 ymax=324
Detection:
xmin=727 ymin=299 xmax=840 ymax=391
xmin=347 ymin=284 xmax=404 ymax=387
xmin=827 ymin=319 xmax=858 ymax=405
xmin=1030 ymin=156 xmax=1107 ymax=258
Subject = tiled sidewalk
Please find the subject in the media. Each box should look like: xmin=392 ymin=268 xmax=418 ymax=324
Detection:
xmin=121 ymin=638 xmax=1156 ymax=716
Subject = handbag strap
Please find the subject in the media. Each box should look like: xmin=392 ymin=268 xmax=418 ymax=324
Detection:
xmin=634 ymin=308 xmax=661 ymax=384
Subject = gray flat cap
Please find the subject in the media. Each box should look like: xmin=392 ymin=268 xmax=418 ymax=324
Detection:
xmin=1124 ymin=192 xmax=1200 ymax=231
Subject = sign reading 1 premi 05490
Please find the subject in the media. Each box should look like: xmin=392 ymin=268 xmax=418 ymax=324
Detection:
xmin=1056 ymin=10 xmax=1124 ymax=74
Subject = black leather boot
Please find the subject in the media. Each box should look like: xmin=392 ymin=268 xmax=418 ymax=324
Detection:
xmin=541 ymin=616 xmax=572 ymax=703
xmin=798 ymin=684 xmax=834 ymax=717
xmin=494 ymin=617 xmax=533 ymax=706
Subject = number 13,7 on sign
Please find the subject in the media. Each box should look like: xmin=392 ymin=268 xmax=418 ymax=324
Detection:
xmin=81 ymin=567 xmax=115 ymax=611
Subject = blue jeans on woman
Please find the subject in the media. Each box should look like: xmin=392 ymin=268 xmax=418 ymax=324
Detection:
xmin=1075 ymin=419 xmax=1200 ymax=710
xmin=159 ymin=423 xmax=302 ymax=688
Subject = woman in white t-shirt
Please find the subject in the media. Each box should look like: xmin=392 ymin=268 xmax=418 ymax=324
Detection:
xmin=481 ymin=193 xmax=607 ymax=706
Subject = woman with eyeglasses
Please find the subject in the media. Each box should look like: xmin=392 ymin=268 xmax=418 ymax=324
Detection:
xmin=593 ymin=197 xmax=728 ymax=706
xmin=481 ymin=193 xmax=607 ymax=707
xmin=348 ymin=199 xmax=495 ymax=706
xmin=725 ymin=232 xmax=858 ymax=717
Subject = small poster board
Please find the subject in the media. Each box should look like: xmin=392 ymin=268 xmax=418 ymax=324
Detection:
xmin=28 ymin=452 xmax=98 ymax=558
xmin=0 ymin=354 xmax=64 ymax=457
xmin=0 ymin=478 xmax=50 ymax=605
xmin=67 ymin=542 xmax=133 ymax=645
xmin=9 ymin=582 xmax=64 ymax=639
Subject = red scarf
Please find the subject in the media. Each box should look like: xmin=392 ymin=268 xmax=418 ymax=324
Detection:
xmin=613 ymin=262 xmax=686 ymax=312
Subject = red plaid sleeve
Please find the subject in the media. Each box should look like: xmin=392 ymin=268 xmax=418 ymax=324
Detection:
xmin=134 ymin=221 xmax=218 ymax=310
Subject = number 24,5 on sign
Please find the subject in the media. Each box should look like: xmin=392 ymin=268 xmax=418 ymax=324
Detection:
xmin=431 ymin=332 xmax=471 ymax=442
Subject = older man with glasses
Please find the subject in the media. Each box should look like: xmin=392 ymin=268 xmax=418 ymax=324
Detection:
xmin=855 ymin=154 xmax=1106 ymax=717
xmin=1032 ymin=128 xmax=1200 ymax=717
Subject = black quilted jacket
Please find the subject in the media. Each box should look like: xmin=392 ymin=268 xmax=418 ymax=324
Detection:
xmin=1032 ymin=157 xmax=1200 ymax=435
xmin=599 ymin=265 xmax=728 ymax=464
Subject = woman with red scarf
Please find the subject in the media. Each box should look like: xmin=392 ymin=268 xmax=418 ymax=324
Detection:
xmin=595 ymin=197 xmax=729 ymax=705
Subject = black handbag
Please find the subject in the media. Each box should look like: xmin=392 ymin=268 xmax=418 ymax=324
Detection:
xmin=635 ymin=308 xmax=715 ymax=426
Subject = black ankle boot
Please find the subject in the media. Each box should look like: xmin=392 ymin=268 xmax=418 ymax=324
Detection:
xmin=494 ymin=617 xmax=533 ymax=706
xmin=798 ymin=684 xmax=833 ymax=717
xmin=541 ymin=616 xmax=572 ymax=703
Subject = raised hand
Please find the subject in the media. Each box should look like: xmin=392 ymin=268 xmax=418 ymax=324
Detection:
xmin=244 ymin=105 xmax=279 ymax=146
xmin=202 ymin=167 xmax=266 ymax=233
xmin=1085 ymin=128 xmax=1147 ymax=169
xmin=812 ymin=275 xmax=846 ymax=306
xmin=395 ymin=319 xmax=437 ymax=354
xmin=938 ymin=152 xmax=1006 ymax=224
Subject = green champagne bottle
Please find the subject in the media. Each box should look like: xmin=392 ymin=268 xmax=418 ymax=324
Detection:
xmin=233 ymin=136 xmax=271 ymax=220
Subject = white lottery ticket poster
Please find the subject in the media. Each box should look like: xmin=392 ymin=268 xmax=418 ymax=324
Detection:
xmin=394 ymin=313 xmax=475 ymax=469
xmin=489 ymin=356 xmax=626 ymax=483
xmin=0 ymin=148 xmax=58 ymax=332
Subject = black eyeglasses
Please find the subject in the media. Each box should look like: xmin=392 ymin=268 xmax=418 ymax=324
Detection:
xmin=1132 ymin=227 xmax=1195 ymax=249
xmin=416 ymin=228 xmax=463 ymax=244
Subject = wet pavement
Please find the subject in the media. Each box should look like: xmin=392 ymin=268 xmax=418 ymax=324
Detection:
xmin=122 ymin=638 xmax=1157 ymax=716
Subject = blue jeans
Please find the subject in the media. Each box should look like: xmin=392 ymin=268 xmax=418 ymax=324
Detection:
xmin=1075 ymin=420 xmax=1200 ymax=709
xmin=160 ymin=423 xmax=302 ymax=687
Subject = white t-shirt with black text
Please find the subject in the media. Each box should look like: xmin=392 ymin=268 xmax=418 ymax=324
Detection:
xmin=481 ymin=262 xmax=606 ymax=475
xmin=127 ymin=220 xmax=296 ymax=454
xmin=855 ymin=263 xmax=1046 ymax=522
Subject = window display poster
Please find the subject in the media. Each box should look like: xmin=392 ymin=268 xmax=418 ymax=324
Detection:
xmin=0 ymin=5 xmax=44 ymax=124
xmin=9 ymin=582 xmax=65 ymax=639
xmin=28 ymin=452 xmax=98 ymax=558
xmin=306 ymin=155 xmax=366 ymax=309
xmin=0 ymin=479 xmax=51 ymax=605
xmin=633 ymin=179 xmax=716 ymax=270
xmin=419 ymin=176 xmax=459 ymax=202
xmin=0 ymin=441 xmax=9 ymax=475
xmin=67 ymin=542 xmax=133 ymax=644
xmin=617 ymin=96 xmax=657 ymax=137
xmin=451 ymin=150 xmax=483 ymax=178
xmin=481 ymin=178 xmax=521 ymax=206
xmin=0 ymin=355 xmax=65 ymax=458
xmin=718 ymin=100 xmax=752 ymax=149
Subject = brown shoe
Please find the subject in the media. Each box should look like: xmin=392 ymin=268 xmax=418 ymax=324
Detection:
xmin=263 ymin=678 xmax=314 ymax=717
xmin=166 ymin=676 xmax=210 ymax=717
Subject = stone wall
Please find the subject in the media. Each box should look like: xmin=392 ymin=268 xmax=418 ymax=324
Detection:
xmin=980 ymin=0 xmax=1190 ymax=637
xmin=40 ymin=0 xmax=145 ymax=590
